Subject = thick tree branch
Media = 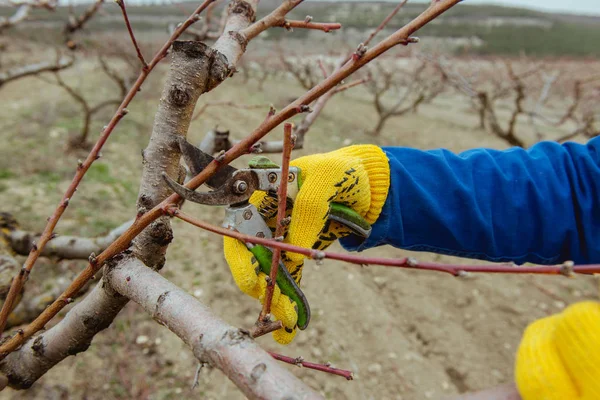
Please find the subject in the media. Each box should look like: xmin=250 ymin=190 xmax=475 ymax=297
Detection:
xmin=0 ymin=273 xmax=128 ymax=389
xmin=7 ymin=220 xmax=133 ymax=259
xmin=104 ymin=255 xmax=322 ymax=400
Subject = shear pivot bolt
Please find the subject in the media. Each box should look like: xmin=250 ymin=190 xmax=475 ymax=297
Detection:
xmin=243 ymin=210 xmax=253 ymax=220
xmin=256 ymin=232 xmax=265 ymax=238
xmin=268 ymin=172 xmax=278 ymax=183
xmin=233 ymin=180 xmax=248 ymax=194
xmin=288 ymin=173 xmax=295 ymax=182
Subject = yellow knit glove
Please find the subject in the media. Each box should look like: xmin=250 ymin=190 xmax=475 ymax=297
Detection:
xmin=224 ymin=145 xmax=390 ymax=344
xmin=515 ymin=301 xmax=600 ymax=400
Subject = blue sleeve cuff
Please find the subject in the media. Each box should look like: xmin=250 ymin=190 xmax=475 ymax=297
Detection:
xmin=340 ymin=150 xmax=395 ymax=252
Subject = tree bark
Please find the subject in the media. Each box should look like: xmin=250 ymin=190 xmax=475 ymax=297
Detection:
xmin=105 ymin=255 xmax=322 ymax=400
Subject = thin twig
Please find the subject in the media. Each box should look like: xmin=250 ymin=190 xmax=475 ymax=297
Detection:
xmin=363 ymin=0 xmax=409 ymax=47
xmin=317 ymin=59 xmax=329 ymax=79
xmin=0 ymin=0 xmax=460 ymax=358
xmin=282 ymin=20 xmax=341 ymax=33
xmin=0 ymin=0 xmax=216 ymax=340
xmin=256 ymin=123 xmax=294 ymax=329
xmin=115 ymin=0 xmax=147 ymax=69
xmin=173 ymin=210 xmax=600 ymax=277
xmin=268 ymin=351 xmax=354 ymax=380
xmin=333 ymin=76 xmax=371 ymax=94
xmin=249 ymin=320 xmax=283 ymax=338
xmin=64 ymin=0 xmax=104 ymax=35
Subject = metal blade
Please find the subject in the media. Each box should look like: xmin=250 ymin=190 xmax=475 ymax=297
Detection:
xmin=177 ymin=137 xmax=237 ymax=189
xmin=162 ymin=170 xmax=259 ymax=206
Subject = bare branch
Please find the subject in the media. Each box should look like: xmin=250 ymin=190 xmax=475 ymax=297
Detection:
xmin=115 ymin=0 xmax=147 ymax=69
xmin=240 ymin=0 xmax=304 ymax=41
xmin=0 ymin=5 xmax=30 ymax=32
xmin=174 ymin=210 xmax=600 ymax=276
xmin=363 ymin=0 xmax=409 ymax=47
xmin=0 ymin=58 xmax=73 ymax=88
xmin=333 ymin=76 xmax=371 ymax=94
xmin=7 ymin=220 xmax=133 ymax=259
xmin=64 ymin=0 xmax=104 ymax=38
xmin=104 ymin=255 xmax=322 ymax=399
xmin=281 ymin=19 xmax=341 ymax=33
xmin=268 ymin=351 xmax=354 ymax=380
xmin=256 ymin=123 xmax=293 ymax=326
xmin=0 ymin=274 xmax=128 ymax=389
xmin=0 ymin=0 xmax=56 ymax=32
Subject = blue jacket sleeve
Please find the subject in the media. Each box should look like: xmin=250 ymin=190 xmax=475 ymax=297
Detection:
xmin=340 ymin=137 xmax=600 ymax=265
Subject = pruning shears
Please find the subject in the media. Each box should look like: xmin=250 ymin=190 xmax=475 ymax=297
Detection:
xmin=163 ymin=137 xmax=372 ymax=331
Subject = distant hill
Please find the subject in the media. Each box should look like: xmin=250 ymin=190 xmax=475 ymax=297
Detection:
xmin=2 ymin=1 xmax=599 ymax=57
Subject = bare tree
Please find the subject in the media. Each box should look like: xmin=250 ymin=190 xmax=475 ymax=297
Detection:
xmin=367 ymin=57 xmax=446 ymax=136
xmin=438 ymin=57 xmax=543 ymax=147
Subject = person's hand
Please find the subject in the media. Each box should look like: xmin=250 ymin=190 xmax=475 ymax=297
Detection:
xmin=223 ymin=145 xmax=390 ymax=344
xmin=515 ymin=301 xmax=600 ymax=399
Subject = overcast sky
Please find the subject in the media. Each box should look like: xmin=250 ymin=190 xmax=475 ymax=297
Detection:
xmin=461 ymin=0 xmax=599 ymax=16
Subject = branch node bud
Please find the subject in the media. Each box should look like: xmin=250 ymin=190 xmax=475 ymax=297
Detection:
xmin=280 ymin=216 xmax=291 ymax=227
xmin=63 ymin=198 xmax=70 ymax=206
xmin=353 ymin=43 xmax=367 ymax=60
xmin=249 ymin=143 xmax=263 ymax=154
xmin=457 ymin=270 xmax=470 ymax=278
xmin=77 ymin=159 xmax=84 ymax=169
xmin=88 ymin=252 xmax=98 ymax=266
xmin=560 ymin=260 xmax=575 ymax=277
xmin=215 ymin=150 xmax=226 ymax=162
xmin=121 ymin=108 xmax=129 ymax=116
xmin=304 ymin=15 xmax=313 ymax=23
xmin=406 ymin=257 xmax=418 ymax=267
xmin=297 ymin=105 xmax=312 ymax=113
xmin=401 ymin=36 xmax=420 ymax=46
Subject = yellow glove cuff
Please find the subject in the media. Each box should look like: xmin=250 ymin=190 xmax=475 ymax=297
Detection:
xmin=334 ymin=144 xmax=390 ymax=224
xmin=516 ymin=301 xmax=600 ymax=400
